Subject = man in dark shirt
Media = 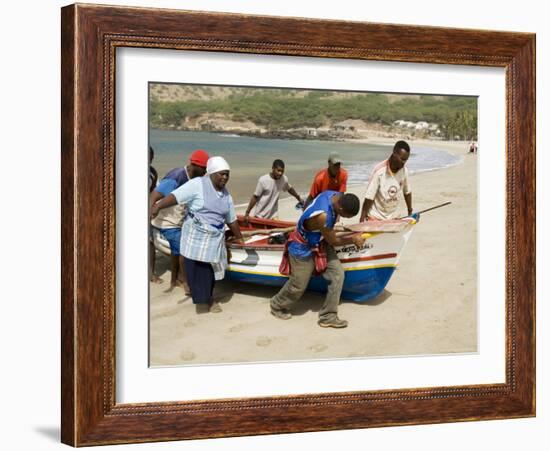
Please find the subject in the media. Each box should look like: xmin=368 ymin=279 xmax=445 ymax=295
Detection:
xmin=150 ymin=149 xmax=209 ymax=293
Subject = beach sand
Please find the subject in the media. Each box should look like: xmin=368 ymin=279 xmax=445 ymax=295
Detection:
xmin=149 ymin=139 xmax=477 ymax=366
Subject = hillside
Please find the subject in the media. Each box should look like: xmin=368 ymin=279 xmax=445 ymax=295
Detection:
xmin=149 ymin=84 xmax=477 ymax=140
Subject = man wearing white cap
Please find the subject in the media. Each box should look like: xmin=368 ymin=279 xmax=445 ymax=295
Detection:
xmin=151 ymin=156 xmax=244 ymax=313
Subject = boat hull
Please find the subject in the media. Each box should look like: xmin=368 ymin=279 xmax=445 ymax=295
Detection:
xmin=226 ymin=265 xmax=396 ymax=302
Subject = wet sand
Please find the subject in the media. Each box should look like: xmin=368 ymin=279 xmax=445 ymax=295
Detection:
xmin=149 ymin=139 xmax=477 ymax=366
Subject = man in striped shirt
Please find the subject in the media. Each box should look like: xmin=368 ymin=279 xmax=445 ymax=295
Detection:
xmin=360 ymin=140 xmax=414 ymax=222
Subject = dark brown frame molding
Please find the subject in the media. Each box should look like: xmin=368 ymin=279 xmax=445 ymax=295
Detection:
xmin=61 ymin=3 xmax=536 ymax=446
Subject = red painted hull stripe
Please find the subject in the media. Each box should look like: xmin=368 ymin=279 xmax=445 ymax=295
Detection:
xmin=340 ymin=253 xmax=397 ymax=264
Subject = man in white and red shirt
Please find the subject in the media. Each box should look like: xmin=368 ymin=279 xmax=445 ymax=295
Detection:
xmin=360 ymin=140 xmax=414 ymax=221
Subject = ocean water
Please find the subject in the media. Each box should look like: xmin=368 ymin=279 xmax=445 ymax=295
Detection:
xmin=149 ymin=130 xmax=461 ymax=205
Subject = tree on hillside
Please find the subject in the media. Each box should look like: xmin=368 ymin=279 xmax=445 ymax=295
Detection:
xmin=441 ymin=110 xmax=478 ymax=140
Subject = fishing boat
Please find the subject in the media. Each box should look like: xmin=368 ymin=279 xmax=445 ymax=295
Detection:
xmin=153 ymin=215 xmax=417 ymax=303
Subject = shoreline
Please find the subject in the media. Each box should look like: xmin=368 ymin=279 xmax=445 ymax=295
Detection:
xmin=234 ymin=139 xmax=469 ymax=212
xmin=151 ymin=128 xmax=471 ymax=206
xmin=152 ymin=126 xmax=469 ymax=147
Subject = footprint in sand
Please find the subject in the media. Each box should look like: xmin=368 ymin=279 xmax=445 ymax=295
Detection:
xmin=440 ymin=191 xmax=460 ymax=198
xmin=309 ymin=344 xmax=328 ymax=353
xmin=256 ymin=336 xmax=272 ymax=347
xmin=229 ymin=324 xmax=246 ymax=333
xmin=179 ymin=350 xmax=196 ymax=361
xmin=183 ymin=319 xmax=196 ymax=327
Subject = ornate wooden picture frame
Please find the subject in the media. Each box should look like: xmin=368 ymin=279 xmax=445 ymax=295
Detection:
xmin=61 ymin=3 xmax=535 ymax=446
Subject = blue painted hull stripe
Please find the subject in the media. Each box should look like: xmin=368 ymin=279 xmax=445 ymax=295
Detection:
xmin=226 ymin=266 xmax=396 ymax=303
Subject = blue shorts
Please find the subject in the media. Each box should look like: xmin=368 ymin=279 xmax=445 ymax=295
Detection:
xmin=159 ymin=227 xmax=182 ymax=256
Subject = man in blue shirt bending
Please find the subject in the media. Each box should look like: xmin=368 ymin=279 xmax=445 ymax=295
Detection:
xmin=270 ymin=191 xmax=365 ymax=328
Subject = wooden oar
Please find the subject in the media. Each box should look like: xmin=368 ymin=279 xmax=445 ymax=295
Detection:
xmin=240 ymin=226 xmax=295 ymax=238
xmin=395 ymin=201 xmax=452 ymax=219
xmin=415 ymin=201 xmax=452 ymax=215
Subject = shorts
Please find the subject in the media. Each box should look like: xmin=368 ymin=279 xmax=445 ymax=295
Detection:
xmin=159 ymin=227 xmax=182 ymax=256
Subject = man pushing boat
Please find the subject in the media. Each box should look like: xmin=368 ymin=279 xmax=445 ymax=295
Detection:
xmin=243 ymin=159 xmax=303 ymax=223
xmin=360 ymin=140 xmax=419 ymax=222
xmin=150 ymin=149 xmax=209 ymax=294
xmin=303 ymin=151 xmax=348 ymax=209
xmin=270 ymin=191 xmax=366 ymax=328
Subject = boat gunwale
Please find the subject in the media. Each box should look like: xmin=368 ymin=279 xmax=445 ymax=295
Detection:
xmin=227 ymin=215 xmax=413 ymax=250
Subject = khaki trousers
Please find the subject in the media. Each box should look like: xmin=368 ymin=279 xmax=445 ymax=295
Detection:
xmin=270 ymin=246 xmax=344 ymax=320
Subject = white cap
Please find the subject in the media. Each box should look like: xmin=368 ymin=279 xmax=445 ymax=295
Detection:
xmin=328 ymin=151 xmax=342 ymax=164
xmin=206 ymin=156 xmax=230 ymax=174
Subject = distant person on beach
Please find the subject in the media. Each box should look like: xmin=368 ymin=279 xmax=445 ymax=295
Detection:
xmin=150 ymin=149 xmax=209 ymax=293
xmin=359 ymin=140 xmax=416 ymax=222
xmin=303 ymin=151 xmax=348 ymax=209
xmin=468 ymin=141 xmax=478 ymax=154
xmin=151 ymin=156 xmax=245 ymax=313
xmin=270 ymin=191 xmax=366 ymax=329
xmin=244 ymin=159 xmax=304 ymax=223
xmin=149 ymin=147 xmax=160 ymax=284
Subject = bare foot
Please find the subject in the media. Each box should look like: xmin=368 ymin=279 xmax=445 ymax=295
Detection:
xmin=150 ymin=275 xmax=163 ymax=284
xmin=175 ymin=280 xmax=191 ymax=295
xmin=163 ymin=283 xmax=177 ymax=293
xmin=209 ymin=301 xmax=222 ymax=313
xmin=164 ymin=280 xmax=191 ymax=295
xmin=183 ymin=284 xmax=191 ymax=296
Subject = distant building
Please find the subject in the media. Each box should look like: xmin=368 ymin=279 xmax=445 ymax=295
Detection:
xmin=394 ymin=119 xmax=440 ymax=134
xmin=305 ymin=128 xmax=318 ymax=136
xmin=415 ymin=121 xmax=430 ymax=130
